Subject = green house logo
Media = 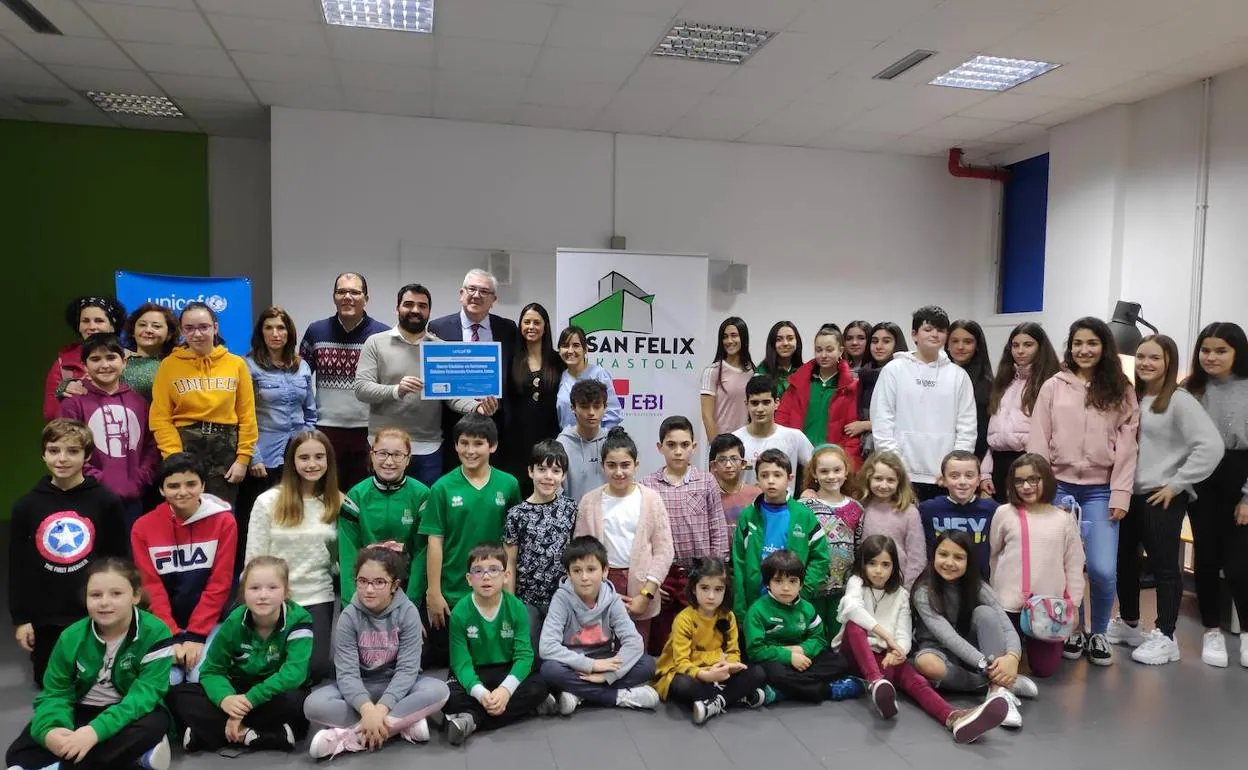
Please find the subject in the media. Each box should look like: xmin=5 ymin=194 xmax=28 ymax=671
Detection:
xmin=570 ymin=272 xmax=655 ymax=334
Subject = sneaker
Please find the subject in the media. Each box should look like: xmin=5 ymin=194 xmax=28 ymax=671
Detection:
xmin=1106 ymin=617 xmax=1146 ymax=647
xmin=998 ymin=690 xmax=1022 ymax=729
xmin=1201 ymin=629 xmax=1228 ymax=668
xmin=1131 ymin=630 xmax=1181 ymax=665
xmin=868 ymin=678 xmax=897 ymax=719
xmin=1010 ymin=675 xmax=1038 ymax=699
xmin=446 ymin=713 xmax=477 ymax=747
xmin=181 ymin=726 xmax=200 ymax=753
xmin=762 ymin=685 xmax=784 ymax=705
xmin=1062 ymin=631 xmax=1086 ymax=660
xmin=616 ymin=685 xmax=660 ymax=710
xmin=948 ymin=693 xmax=1009 ymax=744
xmin=399 ymin=718 xmax=430 ymax=744
xmin=829 ymin=676 xmax=866 ymax=701
xmin=1241 ymin=633 xmax=1248 ymax=669
xmin=537 ymin=693 xmax=559 ymax=716
xmin=245 ymin=724 xmax=297 ymax=752
xmin=138 ymin=735 xmax=171 ymax=770
xmin=692 ymin=695 xmax=726 ymax=725
xmin=308 ymin=727 xmax=364 ymax=760
xmin=1087 ymin=633 xmax=1114 ymax=666
xmin=740 ymin=687 xmax=767 ymax=709
xmin=557 ymin=691 xmax=582 ymax=715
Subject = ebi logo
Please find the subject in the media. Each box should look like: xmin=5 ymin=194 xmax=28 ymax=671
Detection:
xmin=150 ymin=541 xmax=218 ymax=574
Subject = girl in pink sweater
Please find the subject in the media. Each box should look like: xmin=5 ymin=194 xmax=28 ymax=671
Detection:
xmin=989 ymin=454 xmax=1086 ymax=678
xmin=981 ymin=323 xmax=1061 ymax=502
xmin=859 ymin=452 xmax=926 ymax=587
xmin=1026 ymin=317 xmax=1138 ymax=667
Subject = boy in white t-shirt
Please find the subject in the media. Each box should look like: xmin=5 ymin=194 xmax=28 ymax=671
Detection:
xmin=732 ymin=375 xmax=814 ymax=496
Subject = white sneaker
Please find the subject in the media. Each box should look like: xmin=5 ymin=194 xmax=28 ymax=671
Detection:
xmin=997 ymin=690 xmax=1022 ymax=729
xmin=1010 ymin=675 xmax=1038 ymax=700
xmin=1202 ymin=629 xmax=1229 ymax=668
xmin=1241 ymin=633 xmax=1248 ymax=668
xmin=1106 ymin=617 xmax=1146 ymax=647
xmin=138 ymin=735 xmax=171 ymax=770
xmin=308 ymin=727 xmax=364 ymax=760
xmin=537 ymin=693 xmax=559 ymax=716
xmin=557 ymin=691 xmax=582 ymax=715
xmin=692 ymin=695 xmax=726 ymax=725
xmin=399 ymin=718 xmax=430 ymax=743
xmin=1131 ymin=630 xmax=1181 ymax=665
xmin=616 ymin=685 xmax=660 ymax=710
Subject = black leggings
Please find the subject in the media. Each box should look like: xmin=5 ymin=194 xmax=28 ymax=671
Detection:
xmin=666 ymin=666 xmax=766 ymax=708
xmin=443 ymin=663 xmax=549 ymax=730
xmin=169 ymin=683 xmax=309 ymax=751
xmin=759 ymin=649 xmax=849 ymax=702
xmin=1190 ymin=450 xmax=1248 ymax=629
xmin=1117 ymin=491 xmax=1187 ymax=637
xmin=6 ymin=704 xmax=168 ymax=770
xmin=990 ymin=450 xmax=1023 ymax=503
xmin=304 ymin=601 xmax=336 ymax=684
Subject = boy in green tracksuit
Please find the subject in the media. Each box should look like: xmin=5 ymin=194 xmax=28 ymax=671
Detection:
xmin=169 ymin=555 xmax=314 ymax=753
xmin=419 ymin=414 xmax=522 ymax=667
xmin=6 ymin=558 xmax=175 ymax=770
xmin=339 ymin=453 xmax=431 ymax=605
xmin=744 ymin=550 xmax=856 ymax=704
xmin=441 ymin=544 xmax=549 ymax=746
xmin=732 ymin=448 xmax=831 ymax=620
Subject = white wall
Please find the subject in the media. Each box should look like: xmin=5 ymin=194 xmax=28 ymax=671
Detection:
xmin=209 ymin=137 xmax=272 ymax=310
xmin=270 ymin=107 xmax=998 ymax=364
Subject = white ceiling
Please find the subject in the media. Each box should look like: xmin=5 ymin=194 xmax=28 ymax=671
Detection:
xmin=1 ymin=0 xmax=1246 ymax=157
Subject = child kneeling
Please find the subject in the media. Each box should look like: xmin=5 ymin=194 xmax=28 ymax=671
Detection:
xmin=539 ymin=536 xmax=660 ymax=714
xmin=304 ymin=547 xmax=449 ymax=758
xmin=655 ymin=557 xmax=766 ymax=723
xmin=170 ymin=556 xmax=313 ymax=753
xmin=6 ymin=558 xmax=174 ymax=770
xmin=443 ymin=543 xmax=549 ymax=745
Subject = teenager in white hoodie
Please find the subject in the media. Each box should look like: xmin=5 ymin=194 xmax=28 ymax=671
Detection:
xmin=870 ymin=306 xmax=977 ymax=501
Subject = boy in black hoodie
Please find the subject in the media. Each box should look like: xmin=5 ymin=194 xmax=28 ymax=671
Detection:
xmin=8 ymin=419 xmax=126 ymax=685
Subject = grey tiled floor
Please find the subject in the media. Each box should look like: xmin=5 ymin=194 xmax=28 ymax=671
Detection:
xmin=2 ymin=564 xmax=1244 ymax=769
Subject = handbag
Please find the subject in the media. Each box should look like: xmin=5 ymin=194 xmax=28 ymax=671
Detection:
xmin=1016 ymin=505 xmax=1077 ymax=641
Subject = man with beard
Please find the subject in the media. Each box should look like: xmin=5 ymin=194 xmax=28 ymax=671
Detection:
xmin=354 ymin=283 xmax=496 ymax=486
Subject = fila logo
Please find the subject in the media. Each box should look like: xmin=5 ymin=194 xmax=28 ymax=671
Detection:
xmin=150 ymin=541 xmax=218 ymax=574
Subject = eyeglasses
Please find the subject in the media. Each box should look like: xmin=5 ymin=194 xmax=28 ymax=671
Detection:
xmin=462 ymin=286 xmax=495 ymax=298
xmin=469 ymin=566 xmax=504 ymax=577
xmin=182 ymin=324 xmax=214 ymax=335
xmin=371 ymin=450 xmax=410 ymax=462
xmin=1013 ymin=477 xmax=1042 ymax=488
xmin=334 ymin=289 xmax=365 ymax=298
xmin=354 ymin=577 xmax=394 ymax=590
xmin=712 ymin=457 xmax=743 ymax=466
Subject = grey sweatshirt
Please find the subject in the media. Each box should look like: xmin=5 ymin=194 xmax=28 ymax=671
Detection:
xmin=353 ymin=328 xmax=478 ymax=444
xmin=1134 ymin=390 xmax=1224 ymax=497
xmin=1198 ymin=376 xmax=1248 ymax=499
xmin=911 ymin=581 xmax=1020 ymax=667
xmin=556 ymin=424 xmax=608 ymax=503
xmin=539 ymin=578 xmax=644 ymax=684
xmin=335 ymin=590 xmax=425 ymax=711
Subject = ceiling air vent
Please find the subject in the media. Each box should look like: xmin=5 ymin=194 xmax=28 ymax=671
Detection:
xmin=1 ymin=0 xmax=62 ymax=35
xmin=873 ymin=49 xmax=937 ymax=80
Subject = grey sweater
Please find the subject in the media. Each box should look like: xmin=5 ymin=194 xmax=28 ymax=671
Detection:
xmin=1134 ymin=390 xmax=1224 ymax=497
xmin=1198 ymin=376 xmax=1248 ymax=500
xmin=334 ymin=590 xmax=425 ymax=711
xmin=911 ymin=581 xmax=1020 ymax=667
xmin=556 ymin=424 xmax=608 ymax=503
xmin=539 ymin=578 xmax=645 ymax=685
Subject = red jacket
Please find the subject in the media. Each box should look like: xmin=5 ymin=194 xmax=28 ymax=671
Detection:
xmin=776 ymin=358 xmax=862 ymax=467
xmin=44 ymin=343 xmax=85 ymax=422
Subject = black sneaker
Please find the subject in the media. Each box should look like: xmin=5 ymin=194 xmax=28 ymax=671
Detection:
xmin=1063 ymin=631 xmax=1086 ymax=660
xmin=244 ymin=724 xmax=296 ymax=752
xmin=739 ymin=688 xmax=767 ymax=709
xmin=182 ymin=727 xmax=201 ymax=753
xmin=1086 ymin=633 xmax=1114 ymax=666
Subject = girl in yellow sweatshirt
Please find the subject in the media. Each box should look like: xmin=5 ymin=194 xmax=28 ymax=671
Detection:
xmin=150 ymin=302 xmax=257 ymax=506
xmin=653 ymin=557 xmax=766 ymax=724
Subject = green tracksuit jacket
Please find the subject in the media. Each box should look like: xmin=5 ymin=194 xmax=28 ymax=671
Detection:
xmin=199 ymin=601 xmax=313 ymax=707
xmin=339 ymin=477 xmax=430 ymax=605
xmin=448 ymin=591 xmax=534 ymax=696
xmin=743 ymin=593 xmax=827 ymax=665
xmin=731 ymin=497 xmax=831 ymax=619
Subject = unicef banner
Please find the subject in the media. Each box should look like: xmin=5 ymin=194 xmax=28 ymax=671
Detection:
xmin=556 ymin=250 xmax=708 ymax=472
xmin=115 ymin=272 xmax=253 ymax=355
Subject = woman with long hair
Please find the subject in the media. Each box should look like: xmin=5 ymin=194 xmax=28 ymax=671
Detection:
xmin=121 ymin=303 xmax=179 ymax=402
xmin=946 ymin=320 xmax=994 ymax=461
xmin=757 ymin=320 xmax=803 ymax=399
xmin=981 ymin=323 xmax=1060 ymax=500
xmin=44 ymin=295 xmax=128 ymax=421
xmin=700 ymin=317 xmax=755 ymax=439
xmin=554 ymin=325 xmax=622 ymax=430
xmin=503 ymin=303 xmax=564 ymax=488
xmin=847 ymin=321 xmax=909 ymax=457
xmin=1184 ymin=321 xmax=1248 ymax=669
xmin=843 ymin=320 xmax=872 ymax=373
xmin=1027 ymin=317 xmax=1139 ymax=666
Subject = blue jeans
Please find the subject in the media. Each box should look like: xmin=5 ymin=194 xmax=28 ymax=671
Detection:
xmin=1057 ymin=482 xmax=1116 ymax=635
xmin=409 ymin=448 xmax=443 ymax=487
xmin=170 ymin=624 xmax=221 ymax=685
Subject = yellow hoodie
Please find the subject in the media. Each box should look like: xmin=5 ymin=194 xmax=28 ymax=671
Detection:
xmin=150 ymin=345 xmax=258 ymax=464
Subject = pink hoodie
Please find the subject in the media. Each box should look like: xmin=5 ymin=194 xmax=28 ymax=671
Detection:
xmin=1026 ymin=370 xmax=1140 ymax=510
xmin=982 ymin=366 xmax=1035 ymax=479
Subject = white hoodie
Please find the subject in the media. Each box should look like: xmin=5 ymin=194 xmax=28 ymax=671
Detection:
xmin=869 ymin=350 xmax=976 ymax=483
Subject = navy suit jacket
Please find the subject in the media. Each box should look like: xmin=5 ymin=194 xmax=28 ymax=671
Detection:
xmin=428 ymin=312 xmax=518 ymax=463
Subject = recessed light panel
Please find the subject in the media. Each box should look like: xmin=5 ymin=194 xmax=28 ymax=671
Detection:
xmin=321 ymin=1 xmax=434 ymax=34
xmin=652 ymin=20 xmax=774 ymax=65
xmin=86 ymin=92 xmax=184 ymax=118
xmin=930 ymin=55 xmax=1059 ymax=91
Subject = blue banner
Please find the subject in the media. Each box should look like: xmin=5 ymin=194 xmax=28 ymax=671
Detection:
xmin=115 ymin=272 xmax=253 ymax=355
xmin=420 ymin=341 xmax=503 ymax=399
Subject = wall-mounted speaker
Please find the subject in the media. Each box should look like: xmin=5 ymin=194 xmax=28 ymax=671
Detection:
xmin=489 ymin=251 xmax=512 ymax=285
xmin=720 ymin=263 xmax=749 ymax=294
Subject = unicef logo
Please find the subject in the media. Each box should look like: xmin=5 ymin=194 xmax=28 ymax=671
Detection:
xmin=205 ymin=294 xmax=229 ymax=312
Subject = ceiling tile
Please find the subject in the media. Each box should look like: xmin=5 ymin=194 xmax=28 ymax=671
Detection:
xmin=743 ymin=32 xmax=879 ymax=77
xmin=0 ymin=82 xmax=81 ymax=102
xmin=889 ymin=4 xmax=1045 ymax=51
xmin=513 ymin=103 xmax=603 ymax=131
xmin=1008 ymin=64 xmax=1148 ymax=100
xmin=555 ymin=0 xmax=684 ymax=13
xmin=910 ymin=114 xmax=1017 ymax=141
xmin=233 ymin=52 xmax=338 ymax=86
xmin=803 ymin=71 xmax=903 ymax=110
xmin=1028 ymin=99 xmax=1108 ymax=127
xmin=625 ymin=57 xmax=734 ymax=95
xmin=196 ymin=0 xmax=324 ymax=22
xmin=112 ymin=113 xmax=201 ymax=132
xmin=206 ymin=15 xmax=330 ymax=57
xmin=680 ymin=93 xmax=781 ymax=126
xmin=958 ymin=141 xmax=1017 ymax=162
xmin=435 ymin=70 xmax=529 ymax=103
xmin=436 ymin=0 xmax=557 ymax=45
xmin=882 ymin=134 xmax=952 ymax=156
xmin=1 ymin=0 xmax=107 ymax=37
xmin=78 ymin=2 xmax=219 ymax=46
xmin=250 ymin=80 xmax=343 ymax=110
xmin=433 ymin=96 xmax=520 ymax=124
xmin=956 ymin=92 xmax=1078 ymax=122
xmin=741 ymin=100 xmax=861 ymax=146
xmin=326 ymin=26 xmax=436 ymax=67
xmin=0 ymin=36 xmax=26 ymax=60
xmin=522 ymin=79 xmax=620 ymax=109
xmin=807 ymin=128 xmax=901 ymax=152
xmin=3 ymin=33 xmax=134 ymax=68
xmin=121 ymin=41 xmax=239 ymax=77
xmin=989 ymin=15 xmax=1133 ymax=65
xmin=435 ymin=37 xmax=541 ymax=75
xmin=176 ymin=97 xmax=264 ymax=120
xmin=666 ymin=112 xmax=757 ymax=142
xmin=1048 ymin=0 xmax=1186 ymax=30
xmin=0 ymin=61 xmax=62 ymax=89
xmin=594 ymin=87 xmax=695 ymax=135
xmin=337 ymin=61 xmax=434 ymax=94
xmin=91 ymin=0 xmax=196 ymax=7
xmin=47 ymin=65 xmax=159 ymax=93
xmin=711 ymin=64 xmax=828 ymax=105
xmin=788 ymin=0 xmax=941 ymax=40
xmin=981 ymin=122 xmax=1049 ymax=144
xmin=343 ymin=88 xmax=433 ymax=118
xmin=545 ymin=8 xmax=672 ymax=54
xmin=1091 ymin=73 xmax=1196 ymax=105
xmin=674 ymin=0 xmax=811 ymax=30
xmin=532 ymin=46 xmax=643 ymax=86
xmin=1162 ymin=39 xmax=1248 ymax=78
xmin=152 ymin=72 xmax=256 ymax=102
xmin=842 ymin=91 xmax=966 ymax=134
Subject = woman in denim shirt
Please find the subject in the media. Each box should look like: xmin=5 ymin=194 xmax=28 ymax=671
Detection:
xmin=236 ymin=307 xmax=317 ymax=564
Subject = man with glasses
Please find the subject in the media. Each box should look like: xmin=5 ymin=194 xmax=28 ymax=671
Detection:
xmin=299 ymin=273 xmax=390 ymax=488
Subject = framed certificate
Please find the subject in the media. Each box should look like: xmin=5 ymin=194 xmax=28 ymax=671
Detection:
xmin=419 ymin=341 xmax=503 ymax=399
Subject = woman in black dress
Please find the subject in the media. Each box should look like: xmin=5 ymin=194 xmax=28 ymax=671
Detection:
xmin=504 ymin=302 xmax=565 ymax=493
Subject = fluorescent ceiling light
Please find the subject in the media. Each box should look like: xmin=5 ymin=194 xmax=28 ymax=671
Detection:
xmin=652 ymin=20 xmax=774 ymax=65
xmin=321 ymin=1 xmax=433 ymax=34
xmin=930 ymin=55 xmax=1059 ymax=91
xmin=86 ymin=92 xmax=184 ymax=118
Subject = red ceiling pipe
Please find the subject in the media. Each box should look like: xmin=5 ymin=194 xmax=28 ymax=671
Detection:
xmin=947 ymin=147 xmax=1010 ymax=182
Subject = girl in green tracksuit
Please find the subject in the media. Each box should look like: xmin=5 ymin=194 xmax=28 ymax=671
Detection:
xmin=169 ymin=555 xmax=314 ymax=753
xmin=5 ymin=558 xmax=175 ymax=770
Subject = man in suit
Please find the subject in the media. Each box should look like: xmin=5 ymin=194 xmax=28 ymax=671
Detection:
xmin=428 ymin=268 xmax=517 ymax=468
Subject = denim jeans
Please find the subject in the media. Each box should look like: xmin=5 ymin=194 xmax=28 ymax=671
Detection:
xmin=409 ymin=448 xmax=444 ymax=488
xmin=1057 ymin=482 xmax=1115 ymax=635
